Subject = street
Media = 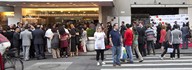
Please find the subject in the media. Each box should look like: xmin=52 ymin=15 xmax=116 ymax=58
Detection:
xmin=21 ymin=48 xmax=192 ymax=70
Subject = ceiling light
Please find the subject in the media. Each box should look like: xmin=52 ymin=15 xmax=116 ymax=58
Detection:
xmin=46 ymin=3 xmax=50 ymax=4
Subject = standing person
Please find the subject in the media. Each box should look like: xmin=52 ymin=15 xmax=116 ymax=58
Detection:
xmin=107 ymin=22 xmax=112 ymax=45
xmin=45 ymin=26 xmax=54 ymax=53
xmin=20 ymin=25 xmax=32 ymax=61
xmin=109 ymin=23 xmax=122 ymax=66
xmin=145 ymin=24 xmax=156 ymax=55
xmin=32 ymin=25 xmax=45 ymax=60
xmin=120 ymin=21 xmax=126 ymax=38
xmin=132 ymin=27 xmax=143 ymax=62
xmin=12 ymin=28 xmax=21 ymax=56
xmin=94 ymin=26 xmax=106 ymax=66
xmin=181 ymin=23 xmax=190 ymax=49
xmin=160 ymin=24 xmax=172 ymax=60
xmin=171 ymin=25 xmax=182 ymax=59
xmin=159 ymin=25 xmax=167 ymax=50
xmin=60 ymin=32 xmax=69 ymax=58
xmin=124 ymin=24 xmax=134 ymax=63
xmin=69 ymin=24 xmax=77 ymax=57
xmin=81 ymin=27 xmax=88 ymax=52
xmin=137 ymin=23 xmax=146 ymax=56
xmin=51 ymin=28 xmax=61 ymax=58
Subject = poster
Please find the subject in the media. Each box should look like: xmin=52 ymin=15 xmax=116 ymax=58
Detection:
xmin=150 ymin=14 xmax=189 ymax=28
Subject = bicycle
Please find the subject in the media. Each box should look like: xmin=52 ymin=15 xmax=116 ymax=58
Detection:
xmin=2 ymin=48 xmax=24 ymax=70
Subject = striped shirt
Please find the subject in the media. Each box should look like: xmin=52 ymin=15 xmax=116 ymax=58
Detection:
xmin=145 ymin=28 xmax=155 ymax=41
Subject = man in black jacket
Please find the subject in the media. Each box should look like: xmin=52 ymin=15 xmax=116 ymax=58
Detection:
xmin=32 ymin=25 xmax=45 ymax=60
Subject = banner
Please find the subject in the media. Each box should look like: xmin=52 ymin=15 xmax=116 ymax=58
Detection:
xmin=150 ymin=14 xmax=189 ymax=27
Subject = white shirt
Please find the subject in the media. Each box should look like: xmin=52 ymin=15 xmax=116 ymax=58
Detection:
xmin=94 ymin=32 xmax=106 ymax=50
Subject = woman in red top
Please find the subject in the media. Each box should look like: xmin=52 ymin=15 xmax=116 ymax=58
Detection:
xmin=159 ymin=25 xmax=167 ymax=50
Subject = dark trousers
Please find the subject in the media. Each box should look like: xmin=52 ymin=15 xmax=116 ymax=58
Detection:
xmin=138 ymin=43 xmax=146 ymax=56
xmin=29 ymin=45 xmax=35 ymax=58
xmin=60 ymin=47 xmax=68 ymax=57
xmin=161 ymin=42 xmax=171 ymax=57
xmin=34 ymin=44 xmax=45 ymax=58
xmin=147 ymin=41 xmax=155 ymax=55
xmin=171 ymin=44 xmax=180 ymax=58
xmin=96 ymin=50 xmax=104 ymax=61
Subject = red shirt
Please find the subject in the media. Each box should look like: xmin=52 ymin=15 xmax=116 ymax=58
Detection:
xmin=124 ymin=28 xmax=133 ymax=46
xmin=159 ymin=29 xmax=166 ymax=43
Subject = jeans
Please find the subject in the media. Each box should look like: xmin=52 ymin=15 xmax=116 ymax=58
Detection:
xmin=182 ymin=36 xmax=188 ymax=49
xmin=125 ymin=46 xmax=133 ymax=62
xmin=112 ymin=46 xmax=121 ymax=65
xmin=147 ymin=41 xmax=155 ymax=55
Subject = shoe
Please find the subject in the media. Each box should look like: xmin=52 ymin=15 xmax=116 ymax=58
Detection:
xmin=102 ymin=61 xmax=106 ymax=65
xmin=172 ymin=58 xmax=176 ymax=60
xmin=130 ymin=61 xmax=134 ymax=64
xmin=113 ymin=64 xmax=116 ymax=67
xmin=97 ymin=62 xmax=100 ymax=66
xmin=139 ymin=60 xmax=143 ymax=62
xmin=117 ymin=64 xmax=121 ymax=66
xmin=160 ymin=57 xmax=164 ymax=60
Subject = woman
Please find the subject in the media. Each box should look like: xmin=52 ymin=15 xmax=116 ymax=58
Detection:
xmin=94 ymin=26 xmax=106 ymax=66
xmin=181 ymin=23 xmax=190 ymax=49
xmin=45 ymin=26 xmax=54 ymax=53
xmin=60 ymin=32 xmax=69 ymax=58
xmin=51 ymin=28 xmax=60 ymax=58
xmin=132 ymin=27 xmax=143 ymax=62
xmin=160 ymin=24 xmax=172 ymax=60
xmin=159 ymin=25 xmax=167 ymax=50
xmin=81 ymin=27 xmax=88 ymax=52
xmin=69 ymin=24 xmax=77 ymax=57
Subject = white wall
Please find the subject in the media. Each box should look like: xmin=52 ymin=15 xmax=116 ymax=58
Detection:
xmin=8 ymin=7 xmax=22 ymax=25
xmin=188 ymin=7 xmax=192 ymax=29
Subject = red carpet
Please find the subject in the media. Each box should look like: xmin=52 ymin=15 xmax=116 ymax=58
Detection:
xmin=179 ymin=42 xmax=192 ymax=48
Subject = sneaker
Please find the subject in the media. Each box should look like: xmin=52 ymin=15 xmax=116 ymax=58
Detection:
xmin=139 ymin=60 xmax=143 ymax=62
xmin=102 ymin=61 xmax=106 ymax=65
xmin=172 ymin=58 xmax=176 ymax=60
xmin=97 ymin=62 xmax=100 ymax=66
xmin=160 ymin=57 xmax=164 ymax=60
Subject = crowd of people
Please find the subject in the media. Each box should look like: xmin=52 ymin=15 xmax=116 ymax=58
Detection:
xmin=0 ymin=22 xmax=97 ymax=61
xmin=0 ymin=20 xmax=191 ymax=68
xmin=95 ymin=21 xmax=191 ymax=66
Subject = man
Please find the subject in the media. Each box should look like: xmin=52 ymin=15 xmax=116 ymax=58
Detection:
xmin=120 ymin=21 xmax=126 ymax=38
xmin=145 ymin=24 xmax=156 ymax=55
xmin=109 ymin=23 xmax=122 ymax=66
xmin=171 ymin=25 xmax=182 ymax=59
xmin=124 ymin=24 xmax=134 ymax=63
xmin=20 ymin=25 xmax=33 ymax=61
xmin=136 ymin=23 xmax=146 ymax=56
xmin=0 ymin=33 xmax=11 ymax=70
xmin=32 ymin=25 xmax=45 ymax=60
xmin=12 ymin=28 xmax=21 ymax=56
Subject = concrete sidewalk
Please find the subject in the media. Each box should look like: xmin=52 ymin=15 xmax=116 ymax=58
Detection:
xmin=79 ymin=48 xmax=192 ymax=56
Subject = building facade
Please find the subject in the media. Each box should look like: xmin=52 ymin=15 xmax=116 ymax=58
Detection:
xmin=0 ymin=0 xmax=192 ymax=27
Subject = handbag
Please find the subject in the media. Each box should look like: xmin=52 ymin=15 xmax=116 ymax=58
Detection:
xmin=167 ymin=48 xmax=174 ymax=53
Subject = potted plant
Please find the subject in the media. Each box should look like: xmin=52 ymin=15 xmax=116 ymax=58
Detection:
xmin=86 ymin=28 xmax=95 ymax=52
